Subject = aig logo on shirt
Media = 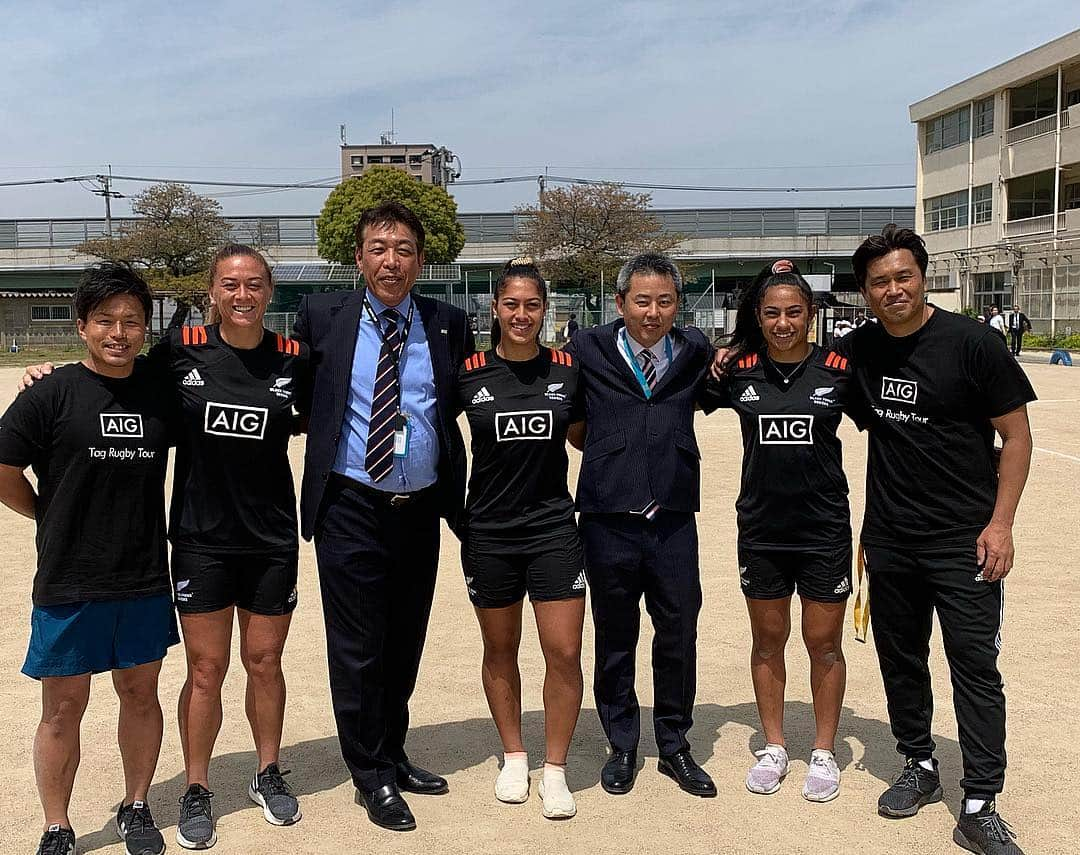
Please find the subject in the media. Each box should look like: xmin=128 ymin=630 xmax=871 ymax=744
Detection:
xmin=881 ymin=376 xmax=918 ymax=405
xmin=496 ymin=410 xmax=553 ymax=442
xmin=100 ymin=413 xmax=143 ymax=438
xmin=204 ymin=402 xmax=268 ymax=440
xmin=759 ymin=414 xmax=814 ymax=445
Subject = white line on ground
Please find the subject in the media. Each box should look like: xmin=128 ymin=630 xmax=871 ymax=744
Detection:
xmin=1030 ymin=399 xmax=1080 ymax=404
xmin=1035 ymin=446 xmax=1080 ymax=464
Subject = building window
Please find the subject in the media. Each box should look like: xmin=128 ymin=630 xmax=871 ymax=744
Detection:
xmin=408 ymin=154 xmax=423 ymax=164
xmin=925 ymin=105 xmax=971 ymax=154
xmin=973 ymin=184 xmax=993 ymax=224
xmin=389 ymin=155 xmax=406 ymax=164
xmin=367 ymin=156 xmax=384 ymax=164
xmin=350 ymin=155 xmax=364 ymax=167
xmin=973 ymin=272 xmax=1012 ymax=313
xmin=924 ymin=189 xmax=969 ymax=231
xmin=1064 ymin=182 xmax=1080 ymax=210
xmin=973 ymin=97 xmax=995 ymax=137
xmin=926 ymin=274 xmax=952 ymax=292
xmin=31 ymin=304 xmax=72 ymax=322
xmin=1007 ymin=171 xmax=1055 ymax=220
xmin=1009 ymin=73 xmax=1058 ymax=127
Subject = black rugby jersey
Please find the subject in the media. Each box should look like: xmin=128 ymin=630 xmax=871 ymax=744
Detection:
xmin=835 ymin=308 xmax=1036 ymax=548
xmin=153 ymin=324 xmax=309 ymax=553
xmin=704 ymin=345 xmax=853 ymax=550
xmin=456 ymin=348 xmax=583 ymax=533
xmin=0 ymin=362 xmax=172 ymax=605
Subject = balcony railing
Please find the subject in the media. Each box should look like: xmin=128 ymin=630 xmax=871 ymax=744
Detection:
xmin=1006 ymin=110 xmax=1071 ymax=145
xmin=1003 ymin=212 xmax=1068 ymax=237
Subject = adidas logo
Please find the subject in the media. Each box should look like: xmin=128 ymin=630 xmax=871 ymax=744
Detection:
xmin=571 ymin=571 xmax=586 ymax=591
xmin=471 ymin=386 xmax=494 ymax=404
xmin=182 ymin=368 xmax=205 ymax=387
xmin=739 ymin=384 xmax=760 ymax=402
xmin=833 ymin=578 xmax=851 ymax=595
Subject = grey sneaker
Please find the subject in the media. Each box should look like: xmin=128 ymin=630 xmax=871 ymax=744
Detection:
xmin=36 ymin=825 xmax=75 ymax=855
xmin=116 ymin=800 xmax=165 ymax=855
xmin=177 ymin=784 xmax=217 ymax=849
xmin=802 ymin=749 xmax=841 ymax=803
xmin=745 ymin=744 xmax=789 ymax=795
xmin=248 ymin=763 xmax=301 ymax=826
xmin=877 ymin=757 xmax=943 ymax=817
xmin=954 ymin=802 xmax=1024 ymax=854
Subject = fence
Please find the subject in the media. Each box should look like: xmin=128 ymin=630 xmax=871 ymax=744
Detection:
xmin=0 ymin=330 xmax=82 ymax=350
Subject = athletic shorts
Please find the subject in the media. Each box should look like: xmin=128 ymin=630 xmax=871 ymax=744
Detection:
xmin=737 ymin=544 xmax=853 ymax=603
xmin=22 ymin=594 xmax=179 ymax=679
xmin=461 ymin=525 xmax=586 ymax=609
xmin=170 ymin=548 xmax=299 ymax=616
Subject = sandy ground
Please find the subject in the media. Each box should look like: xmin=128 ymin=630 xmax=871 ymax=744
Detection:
xmin=0 ymin=362 xmax=1075 ymax=855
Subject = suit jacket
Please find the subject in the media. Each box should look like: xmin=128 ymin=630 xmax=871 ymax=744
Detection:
xmin=568 ymin=320 xmax=712 ymax=514
xmin=293 ymin=289 xmax=474 ymax=539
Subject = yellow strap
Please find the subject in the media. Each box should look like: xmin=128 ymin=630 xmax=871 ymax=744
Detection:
xmin=853 ymin=543 xmax=870 ymax=643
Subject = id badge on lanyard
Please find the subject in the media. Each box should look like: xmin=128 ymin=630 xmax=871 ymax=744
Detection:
xmin=364 ymin=293 xmax=415 ymax=459
xmin=394 ymin=413 xmax=411 ymax=458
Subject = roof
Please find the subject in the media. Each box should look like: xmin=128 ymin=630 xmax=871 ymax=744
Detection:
xmin=0 ymin=290 xmax=73 ymax=298
xmin=909 ymin=28 xmax=1080 ymax=122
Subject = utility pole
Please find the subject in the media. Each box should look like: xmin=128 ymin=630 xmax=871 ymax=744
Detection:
xmin=93 ymin=165 xmax=123 ymax=236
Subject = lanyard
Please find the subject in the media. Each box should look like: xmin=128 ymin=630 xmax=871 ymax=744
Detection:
xmin=620 ymin=328 xmax=673 ymax=398
xmin=363 ymin=293 xmax=414 ymax=377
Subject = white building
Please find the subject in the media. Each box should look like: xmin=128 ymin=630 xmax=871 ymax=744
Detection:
xmin=910 ymin=28 xmax=1080 ymax=333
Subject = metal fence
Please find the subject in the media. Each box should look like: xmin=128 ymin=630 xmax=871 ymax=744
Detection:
xmin=0 ymin=330 xmax=82 ymax=349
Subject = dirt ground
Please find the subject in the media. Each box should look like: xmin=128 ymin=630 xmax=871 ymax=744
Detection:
xmin=0 ymin=362 xmax=1075 ymax=854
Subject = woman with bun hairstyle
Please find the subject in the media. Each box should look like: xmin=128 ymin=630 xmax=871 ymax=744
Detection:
xmin=454 ymin=258 xmax=586 ymax=819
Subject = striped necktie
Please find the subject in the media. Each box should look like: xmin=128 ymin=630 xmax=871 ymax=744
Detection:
xmin=365 ymin=308 xmax=403 ymax=482
xmin=639 ymin=349 xmax=658 ymax=391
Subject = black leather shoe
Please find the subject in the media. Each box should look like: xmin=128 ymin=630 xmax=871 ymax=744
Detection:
xmin=658 ymin=750 xmax=717 ymax=798
xmin=356 ymin=784 xmax=416 ymax=831
xmin=601 ymin=749 xmax=637 ymax=795
xmin=395 ymin=761 xmax=449 ymax=795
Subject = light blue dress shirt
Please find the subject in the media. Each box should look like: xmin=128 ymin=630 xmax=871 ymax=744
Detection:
xmin=333 ymin=291 xmax=439 ymax=492
xmin=616 ymin=326 xmax=682 ymax=384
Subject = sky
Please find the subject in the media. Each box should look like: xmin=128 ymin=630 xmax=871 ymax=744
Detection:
xmin=1 ymin=1 xmax=1078 ymax=219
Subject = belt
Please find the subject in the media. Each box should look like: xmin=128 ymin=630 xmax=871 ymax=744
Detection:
xmin=330 ymin=472 xmax=435 ymax=508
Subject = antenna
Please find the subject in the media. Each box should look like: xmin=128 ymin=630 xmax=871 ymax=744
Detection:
xmin=379 ymin=109 xmax=397 ymax=145
xmin=340 ymin=124 xmax=347 ymax=145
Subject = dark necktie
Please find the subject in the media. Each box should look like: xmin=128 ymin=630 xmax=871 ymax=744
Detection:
xmin=639 ymin=349 xmax=658 ymax=391
xmin=365 ymin=308 xmax=403 ymax=482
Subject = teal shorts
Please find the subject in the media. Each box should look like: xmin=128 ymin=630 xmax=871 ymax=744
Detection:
xmin=22 ymin=593 xmax=179 ymax=679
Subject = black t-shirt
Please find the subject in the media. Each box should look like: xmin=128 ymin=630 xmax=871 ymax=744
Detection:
xmin=456 ymin=348 xmax=583 ymax=534
xmin=704 ymin=345 xmax=853 ymax=550
xmin=0 ymin=362 xmax=172 ymax=606
xmin=835 ymin=307 xmax=1037 ymax=547
xmin=154 ymin=325 xmax=309 ymax=554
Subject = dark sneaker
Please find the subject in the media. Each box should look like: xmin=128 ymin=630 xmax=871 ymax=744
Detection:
xmin=877 ymin=757 xmax=943 ymax=817
xmin=116 ymin=801 xmax=165 ymax=855
xmin=36 ymin=825 xmax=75 ymax=855
xmin=177 ymin=783 xmax=217 ymax=849
xmin=954 ymin=802 xmax=1024 ymax=854
xmin=248 ymin=763 xmax=301 ymax=826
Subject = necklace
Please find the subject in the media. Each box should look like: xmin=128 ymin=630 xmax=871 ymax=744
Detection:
xmin=767 ymin=350 xmax=811 ymax=384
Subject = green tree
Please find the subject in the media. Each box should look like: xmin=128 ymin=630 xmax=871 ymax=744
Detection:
xmin=514 ymin=183 xmax=682 ymax=291
xmin=77 ymin=183 xmax=230 ymax=319
xmin=316 ymin=166 xmax=466 ymax=264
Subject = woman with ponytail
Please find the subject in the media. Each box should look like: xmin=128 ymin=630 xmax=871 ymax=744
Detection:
xmin=704 ymin=260 xmax=858 ymax=804
xmin=453 ymin=258 xmax=586 ymax=819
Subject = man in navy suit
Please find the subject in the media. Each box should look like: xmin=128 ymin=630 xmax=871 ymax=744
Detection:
xmin=567 ymin=253 xmax=717 ymax=798
xmin=293 ymin=202 xmax=473 ymax=831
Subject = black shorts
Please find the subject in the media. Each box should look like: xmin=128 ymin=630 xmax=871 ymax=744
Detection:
xmin=737 ymin=544 xmax=852 ymax=603
xmin=461 ymin=525 xmax=585 ymax=609
xmin=171 ymin=548 xmax=299 ymax=616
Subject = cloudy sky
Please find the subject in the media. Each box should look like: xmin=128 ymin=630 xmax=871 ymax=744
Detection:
xmin=1 ymin=2 xmax=1077 ymax=218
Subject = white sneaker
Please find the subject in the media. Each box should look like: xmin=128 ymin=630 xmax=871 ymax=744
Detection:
xmin=494 ymin=754 xmax=530 ymax=804
xmin=802 ymin=749 xmax=841 ymax=802
xmin=745 ymin=744 xmax=789 ymax=795
xmin=538 ymin=765 xmax=576 ymax=819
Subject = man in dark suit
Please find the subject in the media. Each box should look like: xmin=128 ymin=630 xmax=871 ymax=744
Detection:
xmin=1006 ymin=304 xmax=1031 ymax=356
xmin=566 ymin=253 xmax=717 ymax=798
xmin=293 ymin=202 xmax=473 ymax=832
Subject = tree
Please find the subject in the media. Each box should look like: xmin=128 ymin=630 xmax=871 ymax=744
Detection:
xmin=317 ymin=166 xmax=466 ymax=264
xmin=78 ymin=183 xmax=230 ymax=321
xmin=514 ymin=183 xmax=682 ymax=291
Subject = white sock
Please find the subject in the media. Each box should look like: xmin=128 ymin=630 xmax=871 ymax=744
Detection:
xmin=964 ymin=798 xmax=987 ymax=814
xmin=918 ymin=758 xmax=935 ymax=772
xmin=495 ymin=752 xmax=529 ymax=803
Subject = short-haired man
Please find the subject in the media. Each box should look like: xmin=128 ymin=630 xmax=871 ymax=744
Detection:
xmin=293 ymin=202 xmax=474 ymax=831
xmin=567 ymin=253 xmax=717 ymax=799
xmin=0 ymin=263 xmax=178 ymax=855
xmin=838 ymin=226 xmax=1034 ymax=855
